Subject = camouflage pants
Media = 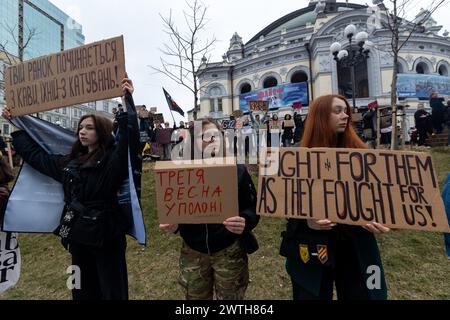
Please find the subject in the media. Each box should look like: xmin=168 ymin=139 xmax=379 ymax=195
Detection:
xmin=179 ymin=240 xmax=249 ymax=300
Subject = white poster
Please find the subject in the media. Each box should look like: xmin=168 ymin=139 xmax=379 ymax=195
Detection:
xmin=0 ymin=232 xmax=21 ymax=294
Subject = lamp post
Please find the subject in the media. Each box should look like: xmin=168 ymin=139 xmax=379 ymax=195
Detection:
xmin=330 ymin=24 xmax=372 ymax=110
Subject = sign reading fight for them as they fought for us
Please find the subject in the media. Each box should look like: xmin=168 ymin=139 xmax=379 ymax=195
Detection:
xmin=154 ymin=160 xmax=238 ymax=224
xmin=257 ymin=148 xmax=450 ymax=232
xmin=5 ymin=36 xmax=126 ymax=117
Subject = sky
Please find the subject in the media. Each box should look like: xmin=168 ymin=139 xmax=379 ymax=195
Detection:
xmin=49 ymin=0 xmax=450 ymax=124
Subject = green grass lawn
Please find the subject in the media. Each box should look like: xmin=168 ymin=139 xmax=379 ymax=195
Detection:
xmin=1 ymin=147 xmax=450 ymax=300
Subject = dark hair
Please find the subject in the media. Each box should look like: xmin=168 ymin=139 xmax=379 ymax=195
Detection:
xmin=284 ymin=114 xmax=292 ymax=120
xmin=69 ymin=114 xmax=114 ymax=163
xmin=0 ymin=157 xmax=14 ymax=184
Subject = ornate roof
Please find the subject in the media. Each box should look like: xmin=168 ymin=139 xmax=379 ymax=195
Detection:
xmin=246 ymin=2 xmax=366 ymax=45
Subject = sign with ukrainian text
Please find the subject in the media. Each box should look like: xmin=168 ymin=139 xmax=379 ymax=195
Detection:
xmin=239 ymin=82 xmax=308 ymax=111
xmin=257 ymin=148 xmax=450 ymax=232
xmin=154 ymin=160 xmax=238 ymax=224
xmin=5 ymin=36 xmax=126 ymax=116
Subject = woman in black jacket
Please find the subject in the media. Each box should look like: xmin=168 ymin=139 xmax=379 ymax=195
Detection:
xmin=160 ymin=118 xmax=259 ymax=300
xmin=282 ymin=114 xmax=294 ymax=147
xmin=2 ymin=77 xmax=134 ymax=300
xmin=280 ymin=95 xmax=389 ymax=300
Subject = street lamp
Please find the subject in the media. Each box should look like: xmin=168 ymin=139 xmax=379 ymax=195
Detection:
xmin=330 ymin=24 xmax=371 ymax=110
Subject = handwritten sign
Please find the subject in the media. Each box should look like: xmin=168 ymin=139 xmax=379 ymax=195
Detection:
xmin=248 ymin=100 xmax=269 ymax=112
xmin=269 ymin=120 xmax=281 ymax=130
xmin=154 ymin=160 xmax=238 ymax=224
xmin=5 ymin=36 xmax=126 ymax=116
xmin=257 ymin=148 xmax=450 ymax=232
xmin=283 ymin=120 xmax=295 ymax=128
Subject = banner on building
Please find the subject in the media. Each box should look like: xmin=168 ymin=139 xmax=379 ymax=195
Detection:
xmin=257 ymin=147 xmax=450 ymax=232
xmin=397 ymin=74 xmax=450 ymax=99
xmin=0 ymin=232 xmax=21 ymax=294
xmin=5 ymin=36 xmax=126 ymax=116
xmin=154 ymin=160 xmax=238 ymax=224
xmin=239 ymin=82 xmax=308 ymax=111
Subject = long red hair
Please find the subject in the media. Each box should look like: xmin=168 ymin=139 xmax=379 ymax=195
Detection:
xmin=301 ymin=94 xmax=366 ymax=149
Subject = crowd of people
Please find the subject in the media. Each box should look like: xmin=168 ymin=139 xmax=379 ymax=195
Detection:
xmin=0 ymin=76 xmax=449 ymax=302
xmin=138 ymin=108 xmax=306 ymax=162
xmin=412 ymin=93 xmax=450 ymax=147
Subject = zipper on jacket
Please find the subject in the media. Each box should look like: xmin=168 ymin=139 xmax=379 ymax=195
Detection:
xmin=205 ymin=224 xmax=211 ymax=255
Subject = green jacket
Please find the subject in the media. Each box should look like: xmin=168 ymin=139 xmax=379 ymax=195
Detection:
xmin=280 ymin=219 xmax=387 ymax=300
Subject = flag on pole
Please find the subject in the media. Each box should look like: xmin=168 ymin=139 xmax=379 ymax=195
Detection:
xmin=163 ymin=88 xmax=185 ymax=117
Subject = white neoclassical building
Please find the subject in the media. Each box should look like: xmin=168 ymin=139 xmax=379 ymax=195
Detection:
xmin=194 ymin=0 xmax=450 ymax=134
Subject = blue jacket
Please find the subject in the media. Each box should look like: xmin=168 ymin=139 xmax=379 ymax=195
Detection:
xmin=442 ymin=173 xmax=450 ymax=257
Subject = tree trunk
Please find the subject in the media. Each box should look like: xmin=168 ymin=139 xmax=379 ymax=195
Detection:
xmin=391 ymin=56 xmax=399 ymax=150
xmin=390 ymin=0 xmax=399 ymax=150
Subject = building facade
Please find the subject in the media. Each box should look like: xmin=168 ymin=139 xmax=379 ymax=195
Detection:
xmin=0 ymin=0 xmax=117 ymax=136
xmin=195 ymin=0 xmax=450 ymax=138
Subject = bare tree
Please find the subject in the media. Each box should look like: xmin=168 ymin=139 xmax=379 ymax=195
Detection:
xmin=150 ymin=0 xmax=216 ymax=120
xmin=376 ymin=0 xmax=447 ymax=149
xmin=0 ymin=22 xmax=39 ymax=111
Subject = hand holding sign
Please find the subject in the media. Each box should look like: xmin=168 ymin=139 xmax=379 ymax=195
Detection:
xmin=363 ymin=222 xmax=391 ymax=234
xmin=2 ymin=106 xmax=12 ymax=120
xmin=159 ymin=223 xmax=179 ymax=234
xmin=122 ymin=73 xmax=134 ymax=95
xmin=223 ymin=216 xmax=246 ymax=235
xmin=307 ymin=219 xmax=336 ymax=231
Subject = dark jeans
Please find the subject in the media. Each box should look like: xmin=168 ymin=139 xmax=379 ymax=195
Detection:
xmin=417 ymin=127 xmax=429 ymax=146
xmin=291 ymin=240 xmax=371 ymax=300
xmin=69 ymin=235 xmax=128 ymax=300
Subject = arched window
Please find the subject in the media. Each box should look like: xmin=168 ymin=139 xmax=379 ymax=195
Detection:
xmin=240 ymin=83 xmax=252 ymax=94
xmin=337 ymin=57 xmax=369 ymax=99
xmin=291 ymin=71 xmax=308 ymax=83
xmin=263 ymin=76 xmax=278 ymax=88
xmin=416 ymin=62 xmax=429 ymax=74
xmin=438 ymin=64 xmax=449 ymax=76
xmin=397 ymin=63 xmax=405 ymax=74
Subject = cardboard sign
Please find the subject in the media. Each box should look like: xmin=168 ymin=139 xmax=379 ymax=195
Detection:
xmin=5 ymin=36 xmax=126 ymax=117
xmin=232 ymin=110 xmax=244 ymax=118
xmin=352 ymin=113 xmax=363 ymax=122
xmin=257 ymin=148 xmax=450 ymax=232
xmin=150 ymin=107 xmax=157 ymax=113
xmin=269 ymin=120 xmax=281 ymax=130
xmin=154 ymin=160 xmax=238 ymax=224
xmin=249 ymin=100 xmax=269 ymax=112
xmin=283 ymin=120 xmax=295 ymax=128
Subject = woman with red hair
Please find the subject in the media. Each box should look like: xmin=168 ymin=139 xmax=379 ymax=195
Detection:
xmin=280 ymin=94 xmax=389 ymax=300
